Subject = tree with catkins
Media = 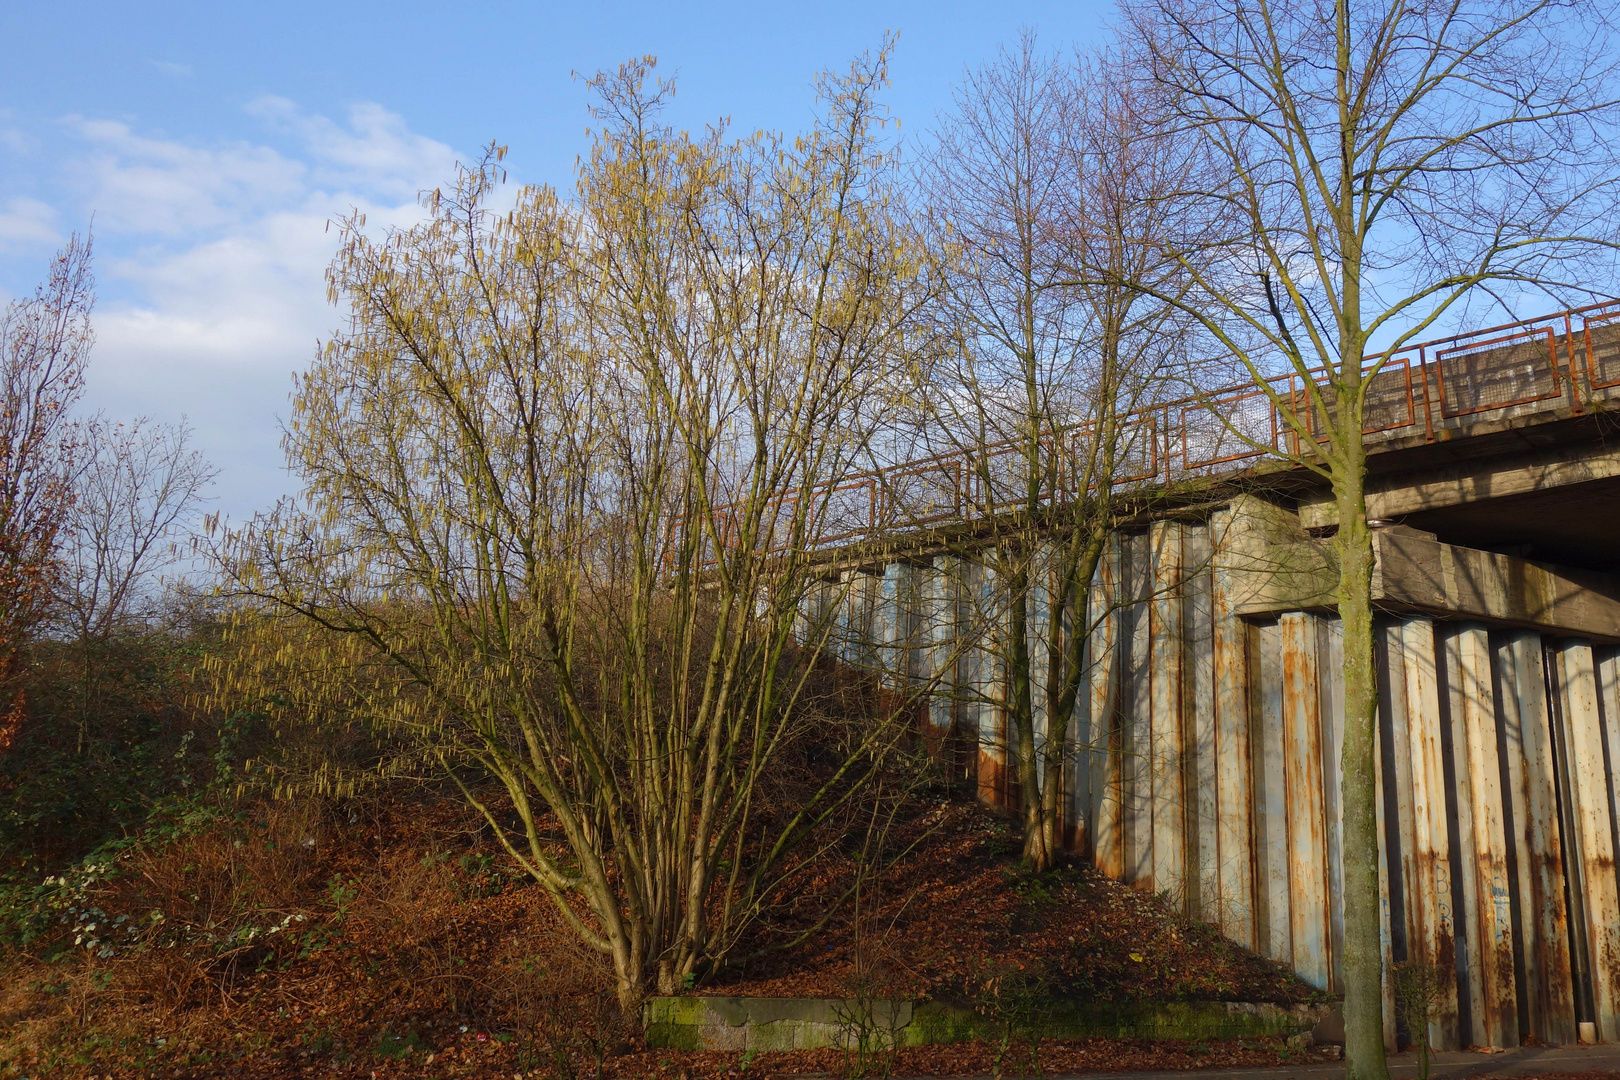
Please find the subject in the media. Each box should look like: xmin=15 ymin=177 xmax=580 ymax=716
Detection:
xmin=216 ymin=48 xmax=935 ymax=1009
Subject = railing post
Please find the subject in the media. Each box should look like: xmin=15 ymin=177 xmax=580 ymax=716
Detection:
xmin=1566 ymin=312 xmax=1586 ymax=415
xmin=1420 ymin=346 xmax=1436 ymax=442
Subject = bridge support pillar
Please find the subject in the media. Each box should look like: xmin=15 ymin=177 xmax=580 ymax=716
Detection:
xmin=1555 ymin=641 xmax=1620 ymax=1043
xmin=1444 ymin=623 xmax=1519 ymax=1050
xmin=1498 ymin=631 xmax=1577 ymax=1046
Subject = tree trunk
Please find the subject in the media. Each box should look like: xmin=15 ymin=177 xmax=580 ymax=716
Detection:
xmin=1009 ymin=568 xmax=1051 ymax=869
xmin=1335 ymin=440 xmax=1390 ymax=1080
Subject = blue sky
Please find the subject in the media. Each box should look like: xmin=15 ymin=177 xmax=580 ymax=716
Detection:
xmin=0 ymin=1 xmax=1114 ymax=522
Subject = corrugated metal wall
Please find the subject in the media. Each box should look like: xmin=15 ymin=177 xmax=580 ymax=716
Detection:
xmin=813 ymin=517 xmax=1620 ymax=1049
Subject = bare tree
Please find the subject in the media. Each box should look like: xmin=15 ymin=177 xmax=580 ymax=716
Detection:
xmin=57 ymin=416 xmax=216 ymax=641
xmin=0 ymin=235 xmax=94 ymax=759
xmin=915 ymin=38 xmax=1204 ymax=870
xmin=53 ymin=416 xmax=215 ymax=754
xmin=217 ymin=50 xmax=934 ymax=1009
xmin=1119 ymin=0 xmax=1620 ymax=1074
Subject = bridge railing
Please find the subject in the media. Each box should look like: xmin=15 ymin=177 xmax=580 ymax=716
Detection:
xmin=682 ymin=300 xmax=1620 ymax=561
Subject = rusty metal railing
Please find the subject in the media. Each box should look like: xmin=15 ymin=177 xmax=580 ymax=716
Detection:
xmin=678 ymin=299 xmax=1620 ymax=563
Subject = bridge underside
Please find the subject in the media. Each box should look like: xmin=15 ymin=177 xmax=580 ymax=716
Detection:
xmin=795 ymin=310 xmax=1620 ymax=1051
xmin=812 ymin=488 xmax=1620 ymax=1051
xmin=1397 ymin=470 xmax=1620 ymax=575
xmin=1297 ymin=409 xmax=1620 ymax=573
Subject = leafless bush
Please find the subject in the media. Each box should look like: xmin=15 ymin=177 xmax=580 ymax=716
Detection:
xmin=1392 ymin=958 xmax=1446 ymax=1080
xmin=969 ymin=957 xmax=1052 ymax=1080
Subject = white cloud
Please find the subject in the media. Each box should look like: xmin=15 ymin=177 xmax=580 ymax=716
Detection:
xmin=0 ymin=197 xmax=60 ymax=249
xmin=50 ymin=102 xmax=460 ymax=520
xmin=66 ymin=116 xmax=312 ymax=237
xmin=150 ymin=60 xmax=194 ymax=78
xmin=245 ymin=96 xmax=459 ymax=201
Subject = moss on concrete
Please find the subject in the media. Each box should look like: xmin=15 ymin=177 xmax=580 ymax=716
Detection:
xmin=907 ymin=999 xmax=1327 ymax=1044
xmin=644 ymin=996 xmax=1331 ymax=1051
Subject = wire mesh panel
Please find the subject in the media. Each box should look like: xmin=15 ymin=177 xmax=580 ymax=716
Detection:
xmin=1110 ymin=412 xmax=1162 ymax=487
xmin=1055 ymin=420 xmax=1098 ymax=493
xmin=809 ymin=478 xmax=878 ymax=546
xmin=1582 ymin=313 xmax=1620 ymax=391
xmin=1179 ymin=385 xmax=1276 ymax=475
xmin=1292 ymin=359 xmax=1419 ymax=445
xmin=968 ymin=441 xmax=1036 ymax=512
xmin=756 ymin=494 xmax=802 ymax=554
xmin=1058 ymin=415 xmax=1160 ymax=490
xmin=699 ymin=511 xmax=741 ymax=569
xmin=1363 ymin=359 xmax=1419 ymax=434
xmin=1432 ymin=327 xmax=1563 ymax=419
xmin=878 ymin=456 xmax=964 ymax=528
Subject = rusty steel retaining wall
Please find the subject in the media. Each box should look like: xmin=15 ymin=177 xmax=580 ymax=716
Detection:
xmin=808 ymin=515 xmax=1620 ymax=1051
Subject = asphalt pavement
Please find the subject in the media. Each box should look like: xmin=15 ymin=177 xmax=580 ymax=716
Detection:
xmin=1031 ymin=1045 xmax=1620 ymax=1080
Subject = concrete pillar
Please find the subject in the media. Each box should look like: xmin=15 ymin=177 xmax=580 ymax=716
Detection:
xmin=1597 ymin=648 xmax=1620 ymax=1034
xmin=1185 ymin=524 xmax=1220 ymax=923
xmin=835 ymin=569 xmax=856 ymax=664
xmin=1373 ymin=652 xmax=1398 ymax=1051
xmin=1065 ymin=550 xmax=1093 ymax=855
xmin=1397 ymin=616 xmax=1460 ymax=1051
xmin=1122 ymin=530 xmax=1154 ymax=888
xmin=1319 ymin=616 xmax=1347 ymax=994
xmin=969 ymin=561 xmax=1007 ymax=806
xmin=1255 ymin=619 xmax=1291 ymax=965
xmin=924 ymin=557 xmax=961 ymax=760
xmin=847 ymin=569 xmax=880 ymax=669
xmin=1091 ymin=532 xmax=1123 ymax=881
xmin=876 ymin=562 xmax=903 ymax=686
xmin=1282 ymin=611 xmax=1330 ymax=990
xmin=797 ymin=576 xmax=834 ymax=652
xmin=1496 ymin=631 xmax=1576 ymax=1046
xmin=1150 ymin=520 xmax=1187 ymax=907
xmin=1210 ymin=508 xmax=1255 ymax=948
xmin=1029 ymin=543 xmax=1054 ymax=792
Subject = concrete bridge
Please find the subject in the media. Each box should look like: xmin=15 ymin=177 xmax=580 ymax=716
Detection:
xmin=801 ymin=301 xmax=1620 ymax=1052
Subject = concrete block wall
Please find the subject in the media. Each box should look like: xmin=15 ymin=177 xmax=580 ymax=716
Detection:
xmin=807 ymin=513 xmax=1620 ymax=1049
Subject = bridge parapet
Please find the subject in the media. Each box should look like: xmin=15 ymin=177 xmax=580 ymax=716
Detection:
xmin=727 ymin=301 xmax=1620 ymax=558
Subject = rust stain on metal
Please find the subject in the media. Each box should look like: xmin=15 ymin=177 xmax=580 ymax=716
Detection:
xmin=1401 ymin=617 xmax=1461 ymax=1050
xmin=1281 ymin=612 xmax=1330 ymax=990
xmin=1558 ymin=641 xmax=1620 ymax=1042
